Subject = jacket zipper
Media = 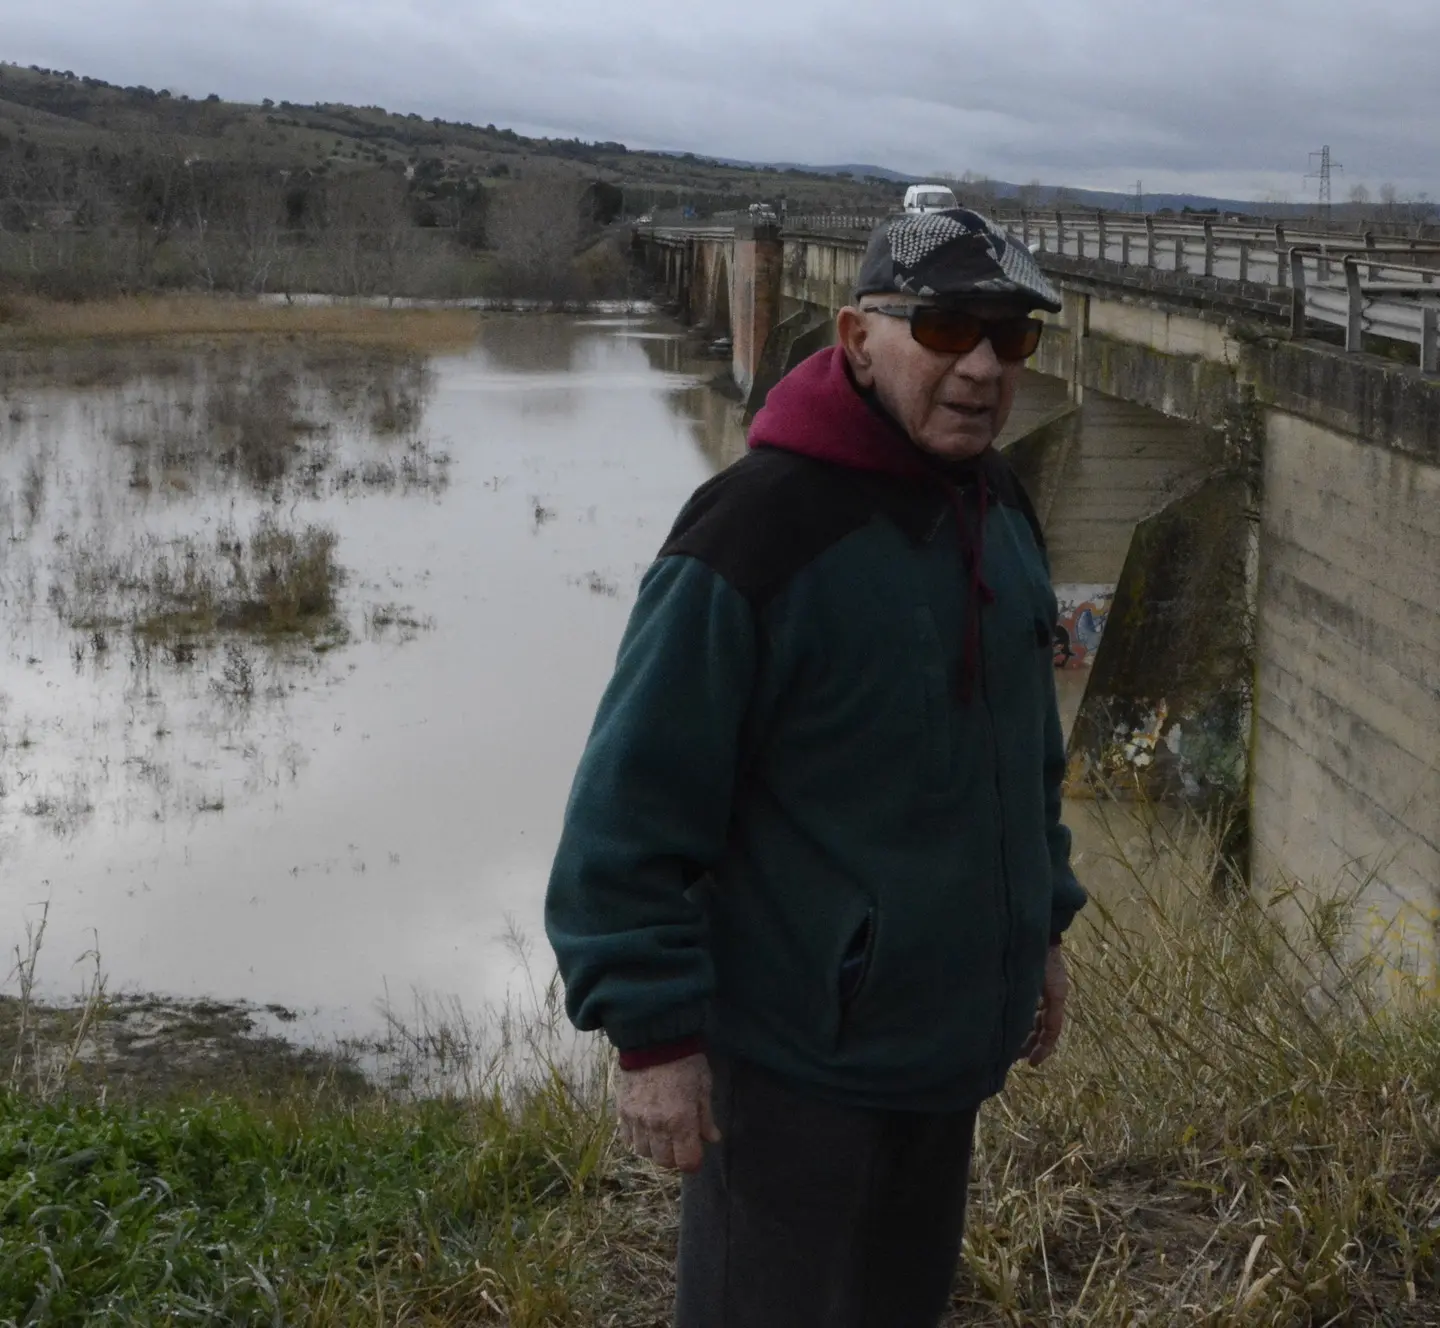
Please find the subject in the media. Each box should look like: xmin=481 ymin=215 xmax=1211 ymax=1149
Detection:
xmin=973 ymin=507 xmax=1013 ymax=1066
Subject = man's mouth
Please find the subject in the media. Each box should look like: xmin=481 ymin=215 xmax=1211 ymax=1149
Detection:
xmin=944 ymin=403 xmax=993 ymax=420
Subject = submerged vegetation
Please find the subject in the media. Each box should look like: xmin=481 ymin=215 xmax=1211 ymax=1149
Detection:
xmin=0 ymin=335 xmax=448 ymax=846
xmin=52 ymin=515 xmax=346 ymax=646
xmin=4 ymin=340 xmax=446 ymax=658
xmin=2 ymin=808 xmax=1437 ymax=1325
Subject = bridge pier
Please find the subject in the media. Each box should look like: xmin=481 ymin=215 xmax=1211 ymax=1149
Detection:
xmin=730 ymin=222 xmax=784 ymax=399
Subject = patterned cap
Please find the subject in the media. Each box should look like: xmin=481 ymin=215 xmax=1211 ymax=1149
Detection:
xmin=854 ymin=208 xmax=1062 ymax=313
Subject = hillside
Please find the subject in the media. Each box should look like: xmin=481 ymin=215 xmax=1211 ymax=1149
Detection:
xmin=0 ymin=61 xmax=903 ymax=219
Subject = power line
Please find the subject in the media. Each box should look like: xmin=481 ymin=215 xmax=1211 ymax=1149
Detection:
xmin=1306 ymin=146 xmax=1343 ymax=221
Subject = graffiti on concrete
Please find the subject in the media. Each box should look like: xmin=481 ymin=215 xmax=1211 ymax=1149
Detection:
xmin=1052 ymin=584 xmax=1114 ymax=670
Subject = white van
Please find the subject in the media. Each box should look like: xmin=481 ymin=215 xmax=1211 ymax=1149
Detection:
xmin=903 ymin=183 xmax=960 ymax=214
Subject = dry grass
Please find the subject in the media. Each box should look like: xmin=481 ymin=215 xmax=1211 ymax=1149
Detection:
xmin=0 ymin=293 xmax=483 ymax=351
xmin=949 ymin=802 xmax=1440 ymax=1325
xmin=3 ymin=811 xmax=1437 ymax=1324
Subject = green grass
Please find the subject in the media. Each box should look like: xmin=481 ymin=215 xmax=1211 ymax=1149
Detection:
xmin=0 ymin=1081 xmax=641 ymax=1326
xmin=2 ymin=807 xmax=1438 ymax=1324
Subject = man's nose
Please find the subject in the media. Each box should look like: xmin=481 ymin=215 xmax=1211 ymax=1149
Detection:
xmin=951 ymin=336 xmax=1004 ymax=381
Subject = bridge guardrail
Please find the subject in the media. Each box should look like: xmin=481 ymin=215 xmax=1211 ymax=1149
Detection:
xmin=634 ymin=218 xmax=1440 ymax=373
xmin=1011 ymin=212 xmax=1440 ymax=369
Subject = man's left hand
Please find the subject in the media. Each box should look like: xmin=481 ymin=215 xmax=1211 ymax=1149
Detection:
xmin=1021 ymin=944 xmax=1068 ymax=1067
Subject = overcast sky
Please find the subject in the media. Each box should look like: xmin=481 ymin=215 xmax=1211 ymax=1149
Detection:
xmin=10 ymin=0 xmax=1437 ymax=202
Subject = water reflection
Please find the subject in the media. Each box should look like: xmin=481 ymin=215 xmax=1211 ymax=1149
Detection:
xmin=0 ymin=313 xmax=742 ymax=1041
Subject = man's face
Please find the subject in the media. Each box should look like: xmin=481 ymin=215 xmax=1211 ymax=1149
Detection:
xmin=839 ymin=295 xmax=1030 ymax=461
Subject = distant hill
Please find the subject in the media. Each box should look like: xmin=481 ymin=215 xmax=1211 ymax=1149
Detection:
xmin=6 ymin=59 xmax=1418 ymax=229
xmin=0 ymin=62 xmax=903 ymax=219
xmin=769 ymin=163 xmax=921 ymax=184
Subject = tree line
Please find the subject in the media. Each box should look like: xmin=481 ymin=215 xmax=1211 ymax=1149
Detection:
xmin=0 ymin=135 xmax=632 ymax=303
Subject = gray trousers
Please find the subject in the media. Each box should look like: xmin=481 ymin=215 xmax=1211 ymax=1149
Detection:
xmin=675 ymin=1055 xmax=978 ymax=1328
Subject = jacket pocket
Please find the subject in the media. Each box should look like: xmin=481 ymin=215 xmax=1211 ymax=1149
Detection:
xmin=835 ymin=907 xmax=876 ymax=1045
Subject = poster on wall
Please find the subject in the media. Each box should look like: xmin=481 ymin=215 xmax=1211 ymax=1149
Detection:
xmin=1052 ymin=584 xmax=1114 ymax=669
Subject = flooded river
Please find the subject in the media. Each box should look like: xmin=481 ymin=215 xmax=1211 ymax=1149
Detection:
xmin=1 ymin=313 xmax=1129 ymax=1047
xmin=0 ymin=314 xmax=746 ymax=1039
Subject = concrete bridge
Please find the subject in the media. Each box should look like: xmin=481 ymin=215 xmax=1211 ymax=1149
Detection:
xmin=634 ymin=212 xmax=1440 ymax=981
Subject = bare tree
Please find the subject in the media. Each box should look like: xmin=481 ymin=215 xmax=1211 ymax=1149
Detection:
xmin=313 ymin=169 xmax=422 ymax=300
xmin=182 ymin=162 xmax=289 ymax=293
xmin=486 ymin=175 xmax=584 ymax=303
xmin=118 ymin=129 xmax=192 ymax=289
xmin=958 ymin=170 xmax=997 ymax=207
xmin=1348 ymin=183 xmax=1371 ymax=207
xmin=226 ymin=171 xmax=287 ymax=293
xmin=0 ymin=146 xmax=115 ymax=288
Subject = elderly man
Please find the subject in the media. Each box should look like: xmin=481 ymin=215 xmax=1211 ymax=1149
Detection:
xmin=546 ymin=209 xmax=1087 ymax=1327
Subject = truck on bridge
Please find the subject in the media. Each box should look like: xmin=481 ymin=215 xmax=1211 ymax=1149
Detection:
xmin=903 ymin=183 xmax=960 ymax=214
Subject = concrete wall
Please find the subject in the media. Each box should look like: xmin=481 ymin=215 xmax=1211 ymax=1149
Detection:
xmin=1042 ymin=391 xmax=1224 ymax=587
xmin=1069 ymin=472 xmax=1254 ymax=811
xmin=1087 ymin=298 xmax=1236 ymax=366
xmin=781 ymin=235 xmax=865 ymax=313
xmin=1252 ymin=411 xmax=1440 ymax=980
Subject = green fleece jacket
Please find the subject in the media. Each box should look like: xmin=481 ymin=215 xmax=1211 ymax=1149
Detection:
xmin=545 ymin=349 xmax=1086 ymax=1112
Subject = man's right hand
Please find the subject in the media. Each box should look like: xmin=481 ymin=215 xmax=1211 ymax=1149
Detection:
xmin=615 ymin=1053 xmax=722 ymax=1174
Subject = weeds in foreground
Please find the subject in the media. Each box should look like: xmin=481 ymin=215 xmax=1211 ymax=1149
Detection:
xmin=0 ymin=810 xmax=1436 ymax=1324
xmin=5 ymin=903 xmax=105 ymax=1102
xmin=957 ymin=800 xmax=1440 ymax=1324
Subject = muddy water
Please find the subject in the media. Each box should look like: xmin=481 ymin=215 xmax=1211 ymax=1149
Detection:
xmin=0 ymin=315 xmax=743 ymax=1039
xmin=1 ymin=315 xmax=1120 ymax=1046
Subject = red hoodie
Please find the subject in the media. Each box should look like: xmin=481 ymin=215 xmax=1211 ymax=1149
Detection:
xmin=749 ymin=344 xmax=945 ymax=479
xmin=748 ymin=345 xmax=997 ymax=703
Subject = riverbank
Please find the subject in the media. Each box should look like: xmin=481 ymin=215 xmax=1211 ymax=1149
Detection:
xmin=5 ymin=814 xmax=1438 ymax=1325
xmin=0 ymin=292 xmax=494 ymax=351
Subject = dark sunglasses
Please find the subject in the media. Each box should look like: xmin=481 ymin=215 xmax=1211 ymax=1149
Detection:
xmin=861 ymin=303 xmax=1045 ymax=362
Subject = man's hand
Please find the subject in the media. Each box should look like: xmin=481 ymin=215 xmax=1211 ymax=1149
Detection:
xmin=615 ymin=1053 xmax=722 ymax=1173
xmin=1021 ymin=944 xmax=1069 ymax=1067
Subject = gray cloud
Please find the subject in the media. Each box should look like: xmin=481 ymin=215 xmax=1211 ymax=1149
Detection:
xmin=11 ymin=0 xmax=1437 ymax=201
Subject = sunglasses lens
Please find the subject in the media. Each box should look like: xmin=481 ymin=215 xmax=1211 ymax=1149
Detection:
xmin=989 ymin=319 xmax=1044 ymax=361
xmin=909 ymin=310 xmax=1044 ymax=362
xmin=909 ymin=307 xmax=984 ymax=355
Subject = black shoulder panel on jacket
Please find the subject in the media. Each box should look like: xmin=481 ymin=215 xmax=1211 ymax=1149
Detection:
xmin=660 ymin=448 xmax=877 ymax=607
xmin=981 ymin=449 xmax=1047 ymax=555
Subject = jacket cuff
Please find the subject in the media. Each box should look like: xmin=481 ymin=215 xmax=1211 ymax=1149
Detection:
xmin=605 ymin=1001 xmax=708 ymax=1055
xmin=617 ymin=1035 xmax=706 ymax=1072
xmin=1050 ymin=868 xmax=1088 ymax=943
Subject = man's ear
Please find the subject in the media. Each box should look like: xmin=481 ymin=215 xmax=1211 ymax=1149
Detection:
xmin=836 ymin=307 xmax=874 ymax=387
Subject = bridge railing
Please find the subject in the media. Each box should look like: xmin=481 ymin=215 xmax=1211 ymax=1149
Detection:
xmin=1014 ymin=212 xmax=1440 ymax=282
xmin=1285 ymin=248 xmax=1440 ymax=370
xmin=782 ymin=213 xmax=894 ymax=232
xmin=633 ymin=217 xmax=1440 ymax=372
xmin=1008 ymin=211 xmax=1440 ymax=370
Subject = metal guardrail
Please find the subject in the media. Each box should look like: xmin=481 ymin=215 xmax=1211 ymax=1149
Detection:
xmin=783 ymin=214 xmax=892 ymax=231
xmin=1288 ymin=248 xmax=1440 ymax=371
xmin=1016 ymin=212 xmax=1440 ymax=371
xmin=636 ymin=214 xmax=1440 ymax=372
